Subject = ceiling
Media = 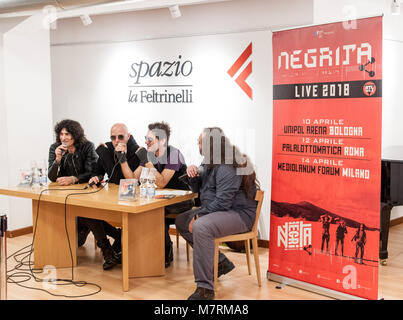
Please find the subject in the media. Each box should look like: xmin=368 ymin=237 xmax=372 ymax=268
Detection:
xmin=0 ymin=0 xmax=133 ymax=14
xmin=0 ymin=0 xmax=232 ymax=18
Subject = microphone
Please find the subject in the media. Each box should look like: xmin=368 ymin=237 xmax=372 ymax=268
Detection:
xmin=60 ymin=143 xmax=68 ymax=156
xmin=114 ymin=150 xmax=127 ymax=163
xmin=86 ymin=178 xmax=110 ymax=189
xmin=179 ymin=166 xmax=204 ymax=181
xmin=89 ymin=180 xmax=101 ymax=188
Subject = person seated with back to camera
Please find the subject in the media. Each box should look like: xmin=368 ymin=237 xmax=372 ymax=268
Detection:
xmin=120 ymin=121 xmax=193 ymax=268
xmin=175 ymin=127 xmax=260 ymax=300
xmin=76 ymin=123 xmax=141 ymax=270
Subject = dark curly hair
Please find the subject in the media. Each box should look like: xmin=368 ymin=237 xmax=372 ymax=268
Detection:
xmin=54 ymin=119 xmax=88 ymax=148
xmin=148 ymin=121 xmax=171 ymax=145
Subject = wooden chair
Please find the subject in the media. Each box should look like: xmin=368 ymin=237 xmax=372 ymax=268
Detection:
xmin=213 ymin=190 xmax=264 ymax=291
xmin=166 ymin=213 xmax=190 ymax=262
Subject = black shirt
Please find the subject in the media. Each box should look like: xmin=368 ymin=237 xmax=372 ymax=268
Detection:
xmin=154 ymin=145 xmax=188 ymax=191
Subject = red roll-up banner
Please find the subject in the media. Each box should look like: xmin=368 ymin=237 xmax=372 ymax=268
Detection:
xmin=269 ymin=16 xmax=382 ymax=300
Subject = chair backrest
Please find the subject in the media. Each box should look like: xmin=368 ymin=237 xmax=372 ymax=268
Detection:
xmin=251 ymin=190 xmax=264 ymax=234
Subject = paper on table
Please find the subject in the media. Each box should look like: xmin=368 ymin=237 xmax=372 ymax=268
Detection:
xmin=155 ymin=190 xmax=190 ymax=196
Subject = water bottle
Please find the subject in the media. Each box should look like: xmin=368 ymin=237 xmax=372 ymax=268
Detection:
xmin=39 ymin=159 xmax=48 ymax=186
xmin=39 ymin=168 xmax=48 ymax=186
xmin=146 ymin=168 xmax=157 ymax=200
xmin=32 ymin=168 xmax=40 ymax=188
xmin=31 ymin=161 xmax=40 ymax=188
xmin=139 ymin=168 xmax=149 ymax=199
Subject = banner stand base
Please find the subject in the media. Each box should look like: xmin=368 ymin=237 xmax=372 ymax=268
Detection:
xmin=267 ymin=271 xmax=367 ymax=300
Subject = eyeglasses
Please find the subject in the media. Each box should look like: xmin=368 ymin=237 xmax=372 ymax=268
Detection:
xmin=145 ymin=136 xmax=155 ymax=142
xmin=111 ymin=135 xmax=125 ymax=141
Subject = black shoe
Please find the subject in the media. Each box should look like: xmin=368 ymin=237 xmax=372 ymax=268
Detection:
xmin=78 ymin=226 xmax=90 ymax=247
xmin=112 ymin=229 xmax=122 ymax=264
xmin=165 ymin=243 xmax=173 ymax=268
xmin=218 ymin=257 xmax=235 ymax=278
xmin=188 ymin=287 xmax=215 ymax=300
xmin=98 ymin=239 xmax=120 ymax=270
xmin=114 ymin=252 xmax=122 ymax=265
xmin=103 ymin=253 xmax=120 ymax=270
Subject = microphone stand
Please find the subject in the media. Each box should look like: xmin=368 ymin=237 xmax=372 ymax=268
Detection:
xmin=0 ymin=215 xmax=7 ymax=300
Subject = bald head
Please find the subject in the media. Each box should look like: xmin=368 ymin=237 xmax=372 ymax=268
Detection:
xmin=111 ymin=123 xmax=128 ymax=134
xmin=110 ymin=123 xmax=130 ymax=148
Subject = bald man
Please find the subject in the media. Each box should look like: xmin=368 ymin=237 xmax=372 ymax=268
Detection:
xmin=78 ymin=123 xmax=141 ymax=271
xmin=89 ymin=123 xmax=140 ymax=185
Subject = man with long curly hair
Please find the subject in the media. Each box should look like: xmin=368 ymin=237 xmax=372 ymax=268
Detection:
xmin=48 ymin=119 xmax=97 ymax=185
xmin=48 ymin=119 xmax=120 ymax=270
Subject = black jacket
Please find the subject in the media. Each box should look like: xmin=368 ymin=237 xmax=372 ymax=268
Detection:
xmin=48 ymin=141 xmax=98 ymax=183
xmin=92 ymin=135 xmax=140 ymax=184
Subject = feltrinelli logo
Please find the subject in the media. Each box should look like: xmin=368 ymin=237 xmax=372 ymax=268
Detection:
xmin=227 ymin=42 xmax=253 ymax=100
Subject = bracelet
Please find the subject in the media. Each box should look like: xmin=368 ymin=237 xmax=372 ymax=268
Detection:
xmin=71 ymin=176 xmax=76 ymax=184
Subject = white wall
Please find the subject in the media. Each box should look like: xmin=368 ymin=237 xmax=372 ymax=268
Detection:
xmin=313 ymin=0 xmax=403 ymax=220
xmin=1 ymin=14 xmax=54 ymax=230
xmin=0 ymin=17 xmax=25 ymax=222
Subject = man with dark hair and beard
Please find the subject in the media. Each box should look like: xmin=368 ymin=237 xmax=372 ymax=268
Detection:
xmin=175 ymin=127 xmax=260 ymax=300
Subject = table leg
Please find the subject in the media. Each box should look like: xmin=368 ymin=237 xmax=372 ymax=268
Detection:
xmin=121 ymin=207 xmax=165 ymax=291
xmin=32 ymin=200 xmax=77 ymax=269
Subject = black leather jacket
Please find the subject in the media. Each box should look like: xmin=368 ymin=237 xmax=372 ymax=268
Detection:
xmin=48 ymin=141 xmax=98 ymax=183
xmin=92 ymin=135 xmax=141 ymax=184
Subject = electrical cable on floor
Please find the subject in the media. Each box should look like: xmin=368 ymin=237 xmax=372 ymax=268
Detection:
xmin=7 ymin=156 xmax=122 ymax=298
xmin=7 ymin=186 xmax=102 ymax=298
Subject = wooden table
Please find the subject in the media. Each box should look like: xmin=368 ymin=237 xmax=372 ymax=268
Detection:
xmin=0 ymin=183 xmax=196 ymax=291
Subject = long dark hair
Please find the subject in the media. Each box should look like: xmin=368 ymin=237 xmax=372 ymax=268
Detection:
xmin=54 ymin=119 xmax=88 ymax=148
xmin=201 ymin=127 xmax=260 ymax=199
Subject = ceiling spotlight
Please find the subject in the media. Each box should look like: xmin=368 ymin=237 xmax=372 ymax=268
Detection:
xmin=80 ymin=14 xmax=92 ymax=26
xmin=169 ymin=5 xmax=181 ymax=18
xmin=392 ymin=0 xmax=400 ymax=15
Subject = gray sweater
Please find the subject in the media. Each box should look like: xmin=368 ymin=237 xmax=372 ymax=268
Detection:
xmin=188 ymin=164 xmax=258 ymax=230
